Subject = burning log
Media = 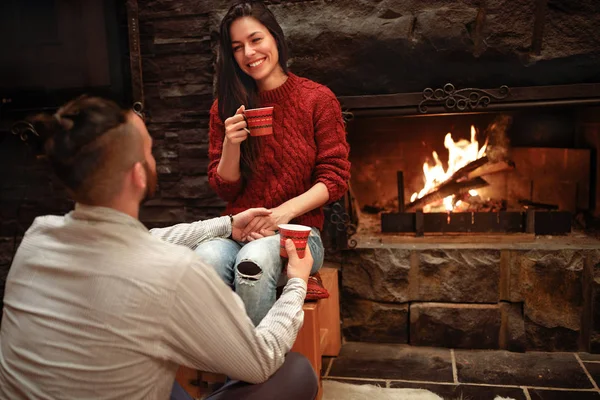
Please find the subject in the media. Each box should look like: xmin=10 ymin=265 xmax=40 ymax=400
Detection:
xmin=404 ymin=177 xmax=489 ymax=212
xmin=453 ymin=194 xmax=507 ymax=212
xmin=466 ymin=160 xmax=515 ymax=180
xmin=406 ymin=120 xmax=515 ymax=212
xmin=447 ymin=156 xmax=489 ymax=182
xmin=405 ymin=155 xmax=515 ymax=212
xmin=518 ymin=199 xmax=558 ymax=210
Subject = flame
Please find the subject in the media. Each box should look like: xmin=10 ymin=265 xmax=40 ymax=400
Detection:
xmin=410 ymin=126 xmax=487 ymax=212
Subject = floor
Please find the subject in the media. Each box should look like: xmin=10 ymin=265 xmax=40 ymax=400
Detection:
xmin=196 ymin=342 xmax=600 ymax=399
xmin=321 ymin=342 xmax=600 ymax=400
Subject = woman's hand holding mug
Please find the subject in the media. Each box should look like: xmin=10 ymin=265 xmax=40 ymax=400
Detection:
xmin=223 ymin=105 xmax=249 ymax=145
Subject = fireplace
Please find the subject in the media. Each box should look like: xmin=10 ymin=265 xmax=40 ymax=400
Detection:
xmin=332 ymin=83 xmax=600 ymax=244
xmin=327 ymin=84 xmax=600 ymax=353
xmin=353 ymin=111 xmax=587 ymax=237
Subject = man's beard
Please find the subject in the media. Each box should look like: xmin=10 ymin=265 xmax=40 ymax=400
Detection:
xmin=141 ymin=161 xmax=158 ymax=204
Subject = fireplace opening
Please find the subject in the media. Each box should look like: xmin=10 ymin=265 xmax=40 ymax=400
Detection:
xmin=345 ymin=105 xmax=597 ymax=240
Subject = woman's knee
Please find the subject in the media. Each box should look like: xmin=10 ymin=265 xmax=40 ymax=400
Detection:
xmin=235 ymin=237 xmax=282 ymax=283
xmin=194 ymin=238 xmax=240 ymax=283
xmin=195 ymin=239 xmax=239 ymax=264
xmin=308 ymin=230 xmax=325 ymax=275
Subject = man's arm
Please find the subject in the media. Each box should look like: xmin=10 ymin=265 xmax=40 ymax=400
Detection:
xmin=161 ymin=254 xmax=306 ymax=383
xmin=149 ymin=208 xmax=272 ymax=248
xmin=149 ymin=216 xmax=231 ymax=248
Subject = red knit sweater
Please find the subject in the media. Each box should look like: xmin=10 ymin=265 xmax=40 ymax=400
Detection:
xmin=208 ymin=73 xmax=351 ymax=231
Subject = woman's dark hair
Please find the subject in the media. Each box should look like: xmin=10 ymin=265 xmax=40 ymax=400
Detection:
xmin=32 ymin=96 xmax=143 ymax=204
xmin=216 ymin=0 xmax=289 ymax=177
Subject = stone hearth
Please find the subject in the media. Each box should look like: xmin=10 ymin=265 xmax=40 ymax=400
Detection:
xmin=340 ymin=233 xmax=600 ymax=352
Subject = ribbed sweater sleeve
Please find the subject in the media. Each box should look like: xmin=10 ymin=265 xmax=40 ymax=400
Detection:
xmin=311 ymin=86 xmax=351 ymax=203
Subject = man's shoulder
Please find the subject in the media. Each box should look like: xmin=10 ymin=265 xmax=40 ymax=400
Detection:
xmin=24 ymin=214 xmax=68 ymax=236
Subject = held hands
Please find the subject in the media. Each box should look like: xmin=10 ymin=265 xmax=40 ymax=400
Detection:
xmin=284 ymin=239 xmax=313 ymax=284
xmin=240 ymin=206 xmax=294 ymax=242
xmin=224 ymin=105 xmax=249 ymax=145
xmin=231 ymin=208 xmax=272 ymax=242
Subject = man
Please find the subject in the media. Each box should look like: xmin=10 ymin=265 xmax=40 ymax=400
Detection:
xmin=0 ymin=96 xmax=318 ymax=399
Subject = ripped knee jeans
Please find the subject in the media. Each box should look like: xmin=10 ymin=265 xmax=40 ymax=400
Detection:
xmin=194 ymin=228 xmax=324 ymax=326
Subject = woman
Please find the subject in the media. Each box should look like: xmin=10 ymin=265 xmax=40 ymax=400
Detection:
xmin=195 ymin=0 xmax=351 ymax=326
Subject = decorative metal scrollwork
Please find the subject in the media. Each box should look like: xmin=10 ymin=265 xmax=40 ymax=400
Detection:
xmin=330 ymin=201 xmax=357 ymax=249
xmin=11 ymin=121 xmax=38 ymax=143
xmin=132 ymin=101 xmax=145 ymax=119
xmin=419 ymin=83 xmax=510 ymax=114
xmin=341 ymin=110 xmax=354 ymax=124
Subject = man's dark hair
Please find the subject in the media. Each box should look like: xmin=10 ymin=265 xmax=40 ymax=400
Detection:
xmin=32 ymin=96 xmax=144 ymax=205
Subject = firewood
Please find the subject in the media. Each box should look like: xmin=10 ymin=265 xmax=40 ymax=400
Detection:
xmin=466 ymin=160 xmax=515 ymax=180
xmin=404 ymin=177 xmax=489 ymax=212
xmin=448 ymin=156 xmax=489 ymax=182
xmin=518 ymin=199 xmax=558 ymax=210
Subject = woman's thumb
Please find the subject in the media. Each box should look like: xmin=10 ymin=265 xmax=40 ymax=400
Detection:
xmin=236 ymin=105 xmax=245 ymax=114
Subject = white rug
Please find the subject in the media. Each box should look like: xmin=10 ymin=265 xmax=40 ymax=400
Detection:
xmin=322 ymin=380 xmax=443 ymax=400
xmin=322 ymin=380 xmax=516 ymax=400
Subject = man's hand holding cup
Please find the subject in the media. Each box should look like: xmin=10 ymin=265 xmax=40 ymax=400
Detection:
xmin=284 ymin=239 xmax=313 ymax=284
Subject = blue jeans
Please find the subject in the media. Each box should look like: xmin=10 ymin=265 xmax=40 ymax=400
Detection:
xmin=194 ymin=229 xmax=324 ymax=325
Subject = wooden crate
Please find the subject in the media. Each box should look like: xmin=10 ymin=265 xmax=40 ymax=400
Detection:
xmin=292 ymin=267 xmax=341 ymax=400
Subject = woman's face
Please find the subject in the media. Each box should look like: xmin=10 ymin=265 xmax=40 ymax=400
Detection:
xmin=229 ymin=16 xmax=284 ymax=90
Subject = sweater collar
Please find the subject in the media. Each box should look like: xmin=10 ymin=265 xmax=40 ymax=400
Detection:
xmin=259 ymin=72 xmax=300 ymax=104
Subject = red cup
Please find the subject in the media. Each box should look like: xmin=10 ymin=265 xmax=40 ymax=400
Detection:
xmin=244 ymin=106 xmax=274 ymax=136
xmin=278 ymin=224 xmax=311 ymax=258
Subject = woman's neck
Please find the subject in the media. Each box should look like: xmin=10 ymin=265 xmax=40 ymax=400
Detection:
xmin=256 ymin=67 xmax=288 ymax=92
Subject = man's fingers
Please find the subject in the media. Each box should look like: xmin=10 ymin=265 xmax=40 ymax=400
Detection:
xmin=243 ymin=220 xmax=268 ymax=239
xmin=241 ymin=217 xmax=263 ymax=238
xmin=244 ymin=232 xmax=264 ymax=242
xmin=305 ymin=244 xmax=312 ymax=257
xmin=254 ymin=219 xmax=272 ymax=233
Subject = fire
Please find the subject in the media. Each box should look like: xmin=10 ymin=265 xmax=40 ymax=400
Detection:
xmin=410 ymin=126 xmax=487 ymax=212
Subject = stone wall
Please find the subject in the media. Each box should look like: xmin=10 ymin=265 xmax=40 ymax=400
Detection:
xmin=273 ymin=0 xmax=600 ymax=95
xmin=341 ymin=244 xmax=600 ymax=352
xmin=136 ymin=2 xmax=225 ymax=229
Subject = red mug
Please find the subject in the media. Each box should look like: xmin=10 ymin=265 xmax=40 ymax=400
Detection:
xmin=278 ymin=224 xmax=311 ymax=258
xmin=244 ymin=106 xmax=274 ymax=136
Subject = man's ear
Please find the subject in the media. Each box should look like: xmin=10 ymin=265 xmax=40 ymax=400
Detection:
xmin=131 ymin=161 xmax=147 ymax=192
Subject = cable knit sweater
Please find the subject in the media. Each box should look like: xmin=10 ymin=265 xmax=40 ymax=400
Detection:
xmin=208 ymin=73 xmax=351 ymax=230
